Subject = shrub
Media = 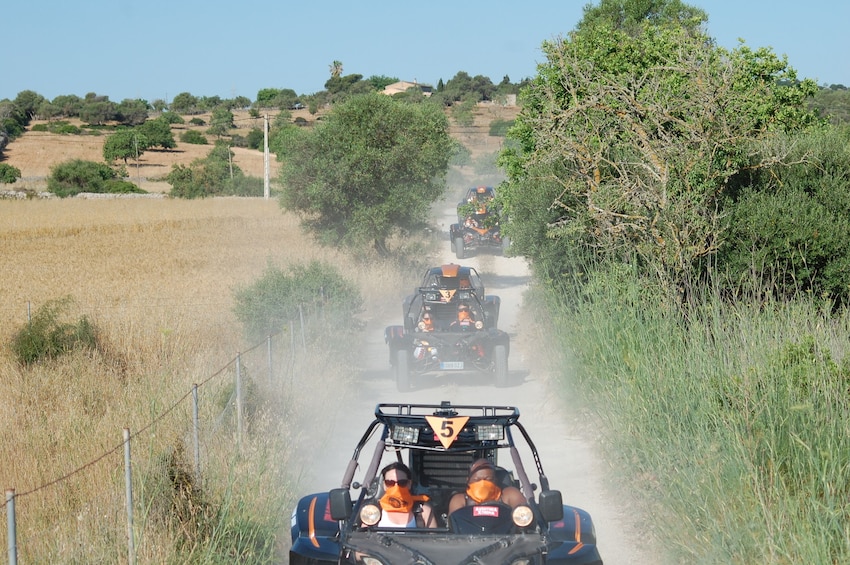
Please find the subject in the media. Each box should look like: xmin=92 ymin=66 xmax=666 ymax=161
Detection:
xmin=103 ymin=179 xmax=146 ymax=194
xmin=180 ymin=130 xmax=208 ymax=145
xmin=167 ymin=142 xmax=258 ymax=198
xmin=159 ymin=111 xmax=185 ymax=125
xmin=188 ymin=117 xmax=205 ymax=126
xmin=488 ymin=118 xmax=514 ymax=137
xmin=47 ymin=159 xmax=118 ymax=197
xmin=0 ymin=163 xmax=22 ymax=184
xmin=233 ymin=261 xmax=364 ymax=343
xmin=10 ymin=296 xmax=100 ymax=365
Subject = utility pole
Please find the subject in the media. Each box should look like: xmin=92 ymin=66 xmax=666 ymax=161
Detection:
xmin=263 ymin=114 xmax=270 ymax=199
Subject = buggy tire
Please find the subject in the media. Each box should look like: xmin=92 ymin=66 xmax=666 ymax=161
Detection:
xmin=493 ymin=345 xmax=508 ymax=387
xmin=396 ymin=349 xmax=411 ymax=392
xmin=454 ymin=237 xmax=465 ymax=260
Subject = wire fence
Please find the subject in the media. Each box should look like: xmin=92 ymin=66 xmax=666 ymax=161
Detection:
xmin=1 ymin=308 xmax=315 ymax=565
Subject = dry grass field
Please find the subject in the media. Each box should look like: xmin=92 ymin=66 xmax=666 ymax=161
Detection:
xmin=0 ymin=104 xmax=516 ymax=561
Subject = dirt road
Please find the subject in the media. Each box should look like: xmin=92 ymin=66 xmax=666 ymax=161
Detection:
xmin=292 ymin=191 xmax=658 ymax=564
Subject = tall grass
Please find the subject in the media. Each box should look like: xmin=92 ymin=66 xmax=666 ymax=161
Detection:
xmin=536 ymin=266 xmax=850 ymax=564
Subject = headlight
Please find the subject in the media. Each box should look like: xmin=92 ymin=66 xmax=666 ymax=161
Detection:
xmin=475 ymin=424 xmax=503 ymax=441
xmin=510 ymin=560 xmax=531 ymax=565
xmin=359 ymin=503 xmax=381 ymax=526
xmin=391 ymin=425 xmax=420 ymax=444
xmin=512 ymin=505 xmax=534 ymax=528
xmin=361 ymin=557 xmax=384 ymax=565
xmin=475 ymin=320 xmax=484 ymax=329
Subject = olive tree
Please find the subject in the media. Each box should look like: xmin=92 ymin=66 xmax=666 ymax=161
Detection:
xmin=278 ymin=92 xmax=453 ymax=254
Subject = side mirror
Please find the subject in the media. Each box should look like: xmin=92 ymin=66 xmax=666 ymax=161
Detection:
xmin=537 ymin=490 xmax=564 ymax=522
xmin=329 ymin=488 xmax=352 ymax=521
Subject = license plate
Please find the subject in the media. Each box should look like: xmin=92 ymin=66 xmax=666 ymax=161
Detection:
xmin=440 ymin=362 xmax=464 ymax=370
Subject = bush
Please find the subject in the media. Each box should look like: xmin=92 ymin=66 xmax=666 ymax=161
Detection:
xmin=180 ymin=130 xmax=208 ymax=145
xmin=0 ymin=163 xmax=22 ymax=184
xmin=488 ymin=118 xmax=514 ymax=137
xmin=47 ymin=159 xmax=119 ymax=197
xmin=30 ymin=121 xmax=82 ymax=135
xmin=159 ymin=112 xmax=185 ymax=125
xmin=10 ymin=296 xmax=100 ymax=365
xmin=233 ymin=261 xmax=364 ymax=343
xmin=188 ymin=117 xmax=205 ymax=126
xmin=718 ymin=127 xmax=850 ymax=306
xmin=167 ymin=142 xmax=259 ymax=198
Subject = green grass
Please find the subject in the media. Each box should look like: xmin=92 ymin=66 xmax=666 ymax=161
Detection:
xmin=536 ymin=268 xmax=850 ymax=564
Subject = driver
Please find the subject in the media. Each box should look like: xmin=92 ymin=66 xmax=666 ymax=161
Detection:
xmin=447 ymin=459 xmax=526 ymax=516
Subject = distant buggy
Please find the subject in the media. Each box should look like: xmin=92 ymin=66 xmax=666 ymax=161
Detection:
xmin=449 ymin=186 xmax=509 ymax=259
xmin=386 ymin=264 xmax=509 ymax=390
xmin=289 ymin=401 xmax=603 ymax=565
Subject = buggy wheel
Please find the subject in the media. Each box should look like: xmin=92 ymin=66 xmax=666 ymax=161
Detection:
xmin=493 ymin=345 xmax=508 ymax=387
xmin=450 ymin=236 xmax=456 ymax=252
xmin=396 ymin=349 xmax=411 ymax=392
xmin=454 ymin=237 xmax=465 ymax=259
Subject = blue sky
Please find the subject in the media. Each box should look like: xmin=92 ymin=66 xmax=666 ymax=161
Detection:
xmin=3 ymin=1 xmax=848 ymax=104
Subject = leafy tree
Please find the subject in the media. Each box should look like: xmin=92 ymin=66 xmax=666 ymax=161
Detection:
xmin=79 ymin=95 xmax=116 ymax=125
xmin=0 ymin=163 xmax=22 ymax=183
xmin=13 ymin=90 xmax=46 ymax=120
xmin=138 ymin=117 xmax=176 ymax=149
xmin=103 ymin=129 xmax=147 ymax=164
xmin=367 ymin=75 xmax=400 ymax=90
xmin=116 ymin=98 xmax=149 ymax=126
xmin=256 ymin=88 xmax=282 ymax=107
xmin=49 ymin=94 xmax=83 ymax=118
xmin=207 ymin=107 xmax=234 ymax=137
xmin=170 ymin=92 xmax=198 ymax=114
xmin=329 ymin=60 xmax=343 ymax=78
xmin=577 ymin=0 xmax=707 ymax=34
xmin=324 ymin=73 xmax=365 ymax=95
xmin=278 ymin=92 xmax=453 ymax=254
xmin=499 ymin=2 xmax=819 ymax=303
xmin=151 ymin=99 xmax=167 ymax=113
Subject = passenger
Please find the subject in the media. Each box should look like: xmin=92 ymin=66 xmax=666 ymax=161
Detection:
xmin=418 ymin=312 xmax=434 ymax=332
xmin=377 ymin=462 xmax=437 ymax=528
xmin=447 ymin=459 xmax=526 ymax=516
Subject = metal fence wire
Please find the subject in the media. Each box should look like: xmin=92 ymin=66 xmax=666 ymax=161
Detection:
xmin=1 ymin=317 xmax=310 ymax=565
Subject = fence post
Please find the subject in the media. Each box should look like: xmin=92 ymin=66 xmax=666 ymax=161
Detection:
xmin=192 ymin=384 xmax=201 ymax=479
xmin=289 ymin=320 xmax=296 ymax=385
xmin=235 ymin=353 xmax=243 ymax=453
xmin=267 ymin=335 xmax=273 ymax=384
xmin=123 ymin=428 xmax=136 ymax=565
xmin=299 ymin=305 xmax=307 ymax=353
xmin=6 ymin=489 xmax=16 ymax=565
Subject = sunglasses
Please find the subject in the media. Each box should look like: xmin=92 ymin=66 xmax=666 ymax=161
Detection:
xmin=384 ymin=479 xmax=411 ymax=488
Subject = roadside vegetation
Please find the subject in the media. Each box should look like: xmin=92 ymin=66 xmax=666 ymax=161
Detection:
xmin=500 ymin=1 xmax=850 ymax=562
